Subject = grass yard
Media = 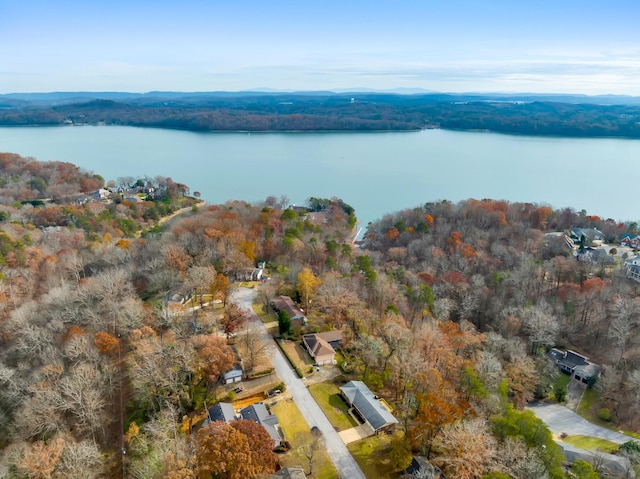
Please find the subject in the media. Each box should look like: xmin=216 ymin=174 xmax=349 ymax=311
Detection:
xmin=577 ymin=388 xmax=600 ymax=422
xmin=252 ymin=303 xmax=274 ymax=323
xmin=554 ymin=372 xmax=570 ymax=391
xmin=308 ymin=382 xmax=358 ymax=431
xmin=271 ymin=399 xmax=338 ymax=479
xmin=577 ymin=388 xmax=640 ymax=439
xmin=561 ymin=435 xmax=619 ymax=454
xmin=185 ymin=294 xmax=213 ymax=308
xmin=348 ymin=435 xmax=398 ymax=479
xmin=280 ymin=340 xmax=313 ymax=371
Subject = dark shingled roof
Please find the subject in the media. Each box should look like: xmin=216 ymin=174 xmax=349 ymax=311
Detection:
xmin=240 ymin=402 xmax=281 ymax=445
xmin=270 ymin=467 xmax=306 ymax=479
xmin=340 ymin=380 xmax=398 ymax=431
xmin=205 ymin=402 xmax=236 ymax=425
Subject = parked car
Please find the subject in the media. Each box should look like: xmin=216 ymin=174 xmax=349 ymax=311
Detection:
xmin=233 ymin=387 xmax=243 ymax=394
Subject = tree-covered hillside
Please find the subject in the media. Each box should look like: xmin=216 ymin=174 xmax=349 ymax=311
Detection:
xmin=1 ymin=154 xmax=639 ymax=478
xmin=2 ymin=93 xmax=640 ymax=137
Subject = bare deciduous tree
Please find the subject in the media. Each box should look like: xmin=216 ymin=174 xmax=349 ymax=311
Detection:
xmin=236 ymin=328 xmax=268 ymax=372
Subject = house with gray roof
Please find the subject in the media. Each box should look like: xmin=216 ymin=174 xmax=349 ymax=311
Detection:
xmin=624 ymin=255 xmax=640 ymax=282
xmin=203 ymin=402 xmax=236 ymax=426
xmin=339 ymin=380 xmax=398 ymax=433
xmin=571 ymin=228 xmax=605 ymax=247
xmin=401 ymin=456 xmax=445 ymax=479
xmin=221 ymin=347 xmax=244 ymax=384
xmin=549 ymin=348 xmax=600 ymax=384
xmin=240 ymin=402 xmax=282 ymax=446
xmin=268 ymin=466 xmax=306 ymax=479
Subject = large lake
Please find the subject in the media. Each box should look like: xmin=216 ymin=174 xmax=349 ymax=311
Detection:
xmin=1 ymin=126 xmax=639 ymax=228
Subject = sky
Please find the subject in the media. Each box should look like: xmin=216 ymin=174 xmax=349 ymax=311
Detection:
xmin=1 ymin=0 xmax=640 ymax=95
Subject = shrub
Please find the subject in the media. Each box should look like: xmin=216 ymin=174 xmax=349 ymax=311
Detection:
xmin=619 ymin=440 xmax=640 ymax=454
xmin=597 ymin=407 xmax=612 ymax=422
xmin=554 ymin=385 xmax=567 ymax=403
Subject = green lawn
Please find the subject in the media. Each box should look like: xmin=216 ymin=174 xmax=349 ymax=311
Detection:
xmin=308 ymin=382 xmax=358 ymax=431
xmin=347 ymin=435 xmax=398 ymax=479
xmin=577 ymin=388 xmax=640 ymax=439
xmin=271 ymin=399 xmax=338 ymax=479
xmin=554 ymin=373 xmax=570 ymax=390
xmin=252 ymin=303 xmax=274 ymax=323
xmin=577 ymin=388 xmax=601 ymax=422
xmin=561 ymin=435 xmax=619 ymax=454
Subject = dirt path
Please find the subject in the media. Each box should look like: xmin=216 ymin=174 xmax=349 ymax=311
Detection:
xmin=133 ymin=200 xmax=206 ymax=238
xmin=158 ymin=201 xmax=206 ymax=226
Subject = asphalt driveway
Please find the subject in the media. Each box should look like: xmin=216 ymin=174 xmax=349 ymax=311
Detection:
xmin=527 ymin=403 xmax=633 ymax=444
xmin=233 ymin=287 xmax=367 ymax=479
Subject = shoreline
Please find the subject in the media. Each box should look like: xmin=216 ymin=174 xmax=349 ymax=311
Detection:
xmin=3 ymin=123 xmax=640 ymax=140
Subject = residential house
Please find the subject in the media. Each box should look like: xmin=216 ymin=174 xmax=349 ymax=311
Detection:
xmin=574 ymin=246 xmax=608 ymax=265
xmin=91 ymin=188 xmax=110 ymax=200
xmin=548 ymin=348 xmax=600 ymax=384
xmin=626 ymin=256 xmax=640 ymax=282
xmin=221 ymin=347 xmax=243 ymax=384
xmin=621 ymin=233 xmax=640 ymax=249
xmin=164 ymin=284 xmax=194 ymax=316
xmin=230 ymin=266 xmax=264 ymax=282
xmin=302 ymin=330 xmax=342 ymax=365
xmin=570 ymin=228 xmax=605 ymax=247
xmin=270 ymin=296 xmax=307 ymax=330
xmin=221 ymin=363 xmax=243 ymax=384
xmin=268 ymin=467 xmax=306 ymax=479
xmin=165 ymin=284 xmax=194 ymax=305
xmin=339 ymin=380 xmax=398 ymax=433
xmin=240 ymin=402 xmax=282 ymax=446
xmin=288 ymin=205 xmax=310 ymax=214
xmin=203 ymin=402 xmax=236 ymax=426
xmin=627 ymin=264 xmax=640 ymax=282
xmin=544 ymin=232 xmax=575 ymax=251
xmin=401 ymin=456 xmax=445 ymax=479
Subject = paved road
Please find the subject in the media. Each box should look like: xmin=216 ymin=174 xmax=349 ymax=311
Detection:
xmin=232 ymin=287 xmax=367 ymax=479
xmin=527 ymin=403 xmax=633 ymax=444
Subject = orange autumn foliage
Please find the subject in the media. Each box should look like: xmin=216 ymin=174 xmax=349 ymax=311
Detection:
xmin=94 ymin=331 xmax=121 ymax=356
xmin=386 ymin=227 xmax=400 ymax=241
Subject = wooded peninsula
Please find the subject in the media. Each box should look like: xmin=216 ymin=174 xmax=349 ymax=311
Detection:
xmin=2 ymin=91 xmax=640 ymax=137
xmin=2 ymin=152 xmax=640 ymax=478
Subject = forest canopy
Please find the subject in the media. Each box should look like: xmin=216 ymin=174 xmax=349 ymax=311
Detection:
xmin=2 ymin=92 xmax=640 ymax=137
xmin=1 ymin=153 xmax=640 ymax=478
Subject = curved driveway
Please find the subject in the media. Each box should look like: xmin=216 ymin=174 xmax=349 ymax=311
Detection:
xmin=233 ymin=287 xmax=367 ymax=479
xmin=527 ymin=403 xmax=634 ymax=444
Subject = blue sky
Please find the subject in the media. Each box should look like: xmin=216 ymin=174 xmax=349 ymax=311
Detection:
xmin=1 ymin=0 xmax=639 ymax=94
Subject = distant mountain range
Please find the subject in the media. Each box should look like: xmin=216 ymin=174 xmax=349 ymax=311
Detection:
xmin=1 ymin=90 xmax=640 ymax=137
xmin=2 ymin=89 xmax=640 ymax=105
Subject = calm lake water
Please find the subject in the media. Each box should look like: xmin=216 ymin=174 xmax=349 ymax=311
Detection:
xmin=1 ymin=126 xmax=639 ymax=227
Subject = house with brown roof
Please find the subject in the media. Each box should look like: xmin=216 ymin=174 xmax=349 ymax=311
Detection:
xmin=270 ymin=296 xmax=307 ymax=330
xmin=302 ymin=331 xmax=342 ymax=365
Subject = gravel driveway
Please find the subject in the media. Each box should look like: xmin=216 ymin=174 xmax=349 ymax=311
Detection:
xmin=233 ymin=287 xmax=367 ymax=479
xmin=527 ymin=403 xmax=633 ymax=444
